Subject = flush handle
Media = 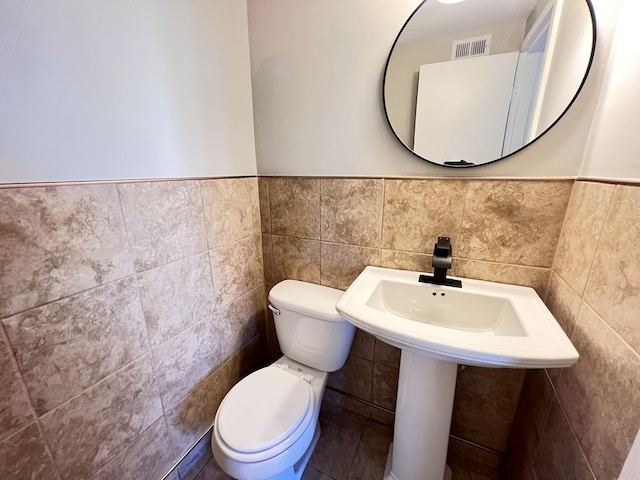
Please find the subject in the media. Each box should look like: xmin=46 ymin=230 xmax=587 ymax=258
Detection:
xmin=268 ymin=304 xmax=280 ymax=315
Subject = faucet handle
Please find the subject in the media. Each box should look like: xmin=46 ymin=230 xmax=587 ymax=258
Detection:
xmin=434 ymin=236 xmax=452 ymax=256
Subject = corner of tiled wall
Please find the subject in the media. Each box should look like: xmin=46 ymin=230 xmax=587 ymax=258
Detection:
xmin=0 ymin=177 xmax=267 ymax=480
xmin=258 ymin=175 xmax=575 ymax=477
xmin=505 ymin=180 xmax=640 ymax=480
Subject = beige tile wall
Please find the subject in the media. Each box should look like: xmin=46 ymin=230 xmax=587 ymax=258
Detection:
xmin=0 ymin=178 xmax=267 ymax=480
xmin=506 ymin=180 xmax=640 ymax=480
xmin=259 ymin=176 xmax=573 ymax=460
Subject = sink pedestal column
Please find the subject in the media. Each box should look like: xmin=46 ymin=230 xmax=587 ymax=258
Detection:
xmin=384 ymin=350 xmax=458 ymax=480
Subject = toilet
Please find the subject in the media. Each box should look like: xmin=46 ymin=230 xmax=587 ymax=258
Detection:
xmin=211 ymin=279 xmax=356 ymax=480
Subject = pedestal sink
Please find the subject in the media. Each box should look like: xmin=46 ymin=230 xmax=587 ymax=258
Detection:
xmin=335 ymin=266 xmax=578 ymax=480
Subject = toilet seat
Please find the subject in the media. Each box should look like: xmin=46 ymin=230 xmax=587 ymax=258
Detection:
xmin=214 ymin=366 xmax=315 ymax=463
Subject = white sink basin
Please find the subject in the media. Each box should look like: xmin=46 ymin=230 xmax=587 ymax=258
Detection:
xmin=336 ymin=266 xmax=578 ymax=368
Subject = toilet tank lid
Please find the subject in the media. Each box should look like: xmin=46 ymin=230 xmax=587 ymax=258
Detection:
xmin=269 ymin=280 xmax=344 ymax=322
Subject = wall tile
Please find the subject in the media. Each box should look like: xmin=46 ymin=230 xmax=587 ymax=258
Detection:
xmin=3 ymin=277 xmax=148 ymax=415
xmin=454 ymin=259 xmax=550 ymax=298
xmin=166 ymin=347 xmax=245 ymax=451
xmin=374 ymin=339 xmax=401 ymax=369
xmin=553 ymin=181 xmax=614 ymax=294
xmin=40 ymin=355 xmax=163 ymax=480
xmin=137 ymin=253 xmax=216 ymax=347
xmin=380 ymin=249 xmax=433 ymax=273
xmin=92 ymin=419 xmax=176 ymax=480
xmin=272 ymin=235 xmax=320 ymax=283
xmin=556 ymin=304 xmax=640 ymax=480
xmin=382 ymin=179 xmax=466 ymax=254
xmin=0 ymin=184 xmax=133 ymax=317
xmin=533 ymin=399 xmax=595 ymax=480
xmin=118 ymin=180 xmax=206 ymax=272
xmin=545 ymin=272 xmax=581 ymax=339
xmin=504 ymin=369 xmax=555 ymax=480
xmin=0 ymin=331 xmax=34 ymax=443
xmin=320 ymin=242 xmax=379 ymax=290
xmin=451 ymin=366 xmax=525 ymax=452
xmin=459 ymin=181 xmax=572 ymax=267
xmin=214 ymin=286 xmax=266 ymax=362
xmin=258 ymin=177 xmax=271 ymax=233
xmin=372 ymin=362 xmax=398 ymax=411
xmin=153 ymin=318 xmax=223 ymax=411
xmin=0 ymin=423 xmax=60 ymax=480
xmin=584 ymin=185 xmax=640 ymax=353
xmin=262 ymin=234 xmax=274 ymax=284
xmin=350 ymin=330 xmax=375 ymax=361
xmin=269 ymin=178 xmax=319 ymax=238
xmin=320 ymin=178 xmax=383 ymax=247
xmin=200 ymin=178 xmax=261 ymax=248
xmin=447 ymin=437 xmax=502 ymax=480
xmin=210 ymin=235 xmax=263 ymax=307
xmin=328 ymin=355 xmax=373 ymax=402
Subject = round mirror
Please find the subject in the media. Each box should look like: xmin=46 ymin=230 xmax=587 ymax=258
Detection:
xmin=383 ymin=0 xmax=596 ymax=167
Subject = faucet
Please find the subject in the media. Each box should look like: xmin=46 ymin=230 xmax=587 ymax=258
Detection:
xmin=418 ymin=236 xmax=462 ymax=288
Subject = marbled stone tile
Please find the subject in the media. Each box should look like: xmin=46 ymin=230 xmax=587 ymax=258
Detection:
xmin=380 ymin=249 xmax=433 ymax=273
xmin=545 ymin=272 xmax=581 ymax=339
xmin=210 ymin=235 xmax=264 ymax=307
xmin=320 ymin=178 xmax=383 ymax=247
xmin=193 ymin=458 xmax=233 ymax=480
xmin=382 ymin=179 xmax=466 ymax=254
xmin=504 ymin=369 xmax=555 ymax=480
xmin=451 ymin=366 xmax=525 ymax=452
xmin=213 ymin=286 xmax=266 ymax=362
xmin=584 ymin=185 xmax=640 ymax=353
xmin=374 ymin=339 xmax=401 ymax=369
xmin=348 ymin=421 xmax=393 ymax=480
xmin=3 ymin=277 xmax=149 ymax=415
xmin=118 ymin=180 xmax=207 ymax=272
xmin=350 ymin=330 xmax=375 ymax=361
xmin=269 ymin=178 xmax=320 ymax=239
xmin=0 ymin=184 xmax=134 ymax=317
xmin=308 ymin=409 xmax=364 ymax=479
xmin=92 ymin=418 xmax=176 ymax=480
xmin=372 ymin=362 xmax=399 ymax=411
xmin=553 ymin=181 xmax=615 ymax=295
xmin=459 ymin=181 xmax=572 ymax=267
xmin=320 ymin=242 xmax=380 ymax=290
xmin=200 ymin=178 xmax=261 ymax=249
xmin=137 ymin=253 xmax=216 ymax=347
xmin=40 ymin=355 xmax=163 ymax=480
xmin=271 ymin=235 xmax=321 ymax=284
xmin=0 ymin=331 xmax=33 ymax=443
xmin=447 ymin=437 xmax=502 ymax=480
xmin=301 ymin=466 xmax=333 ymax=480
xmin=453 ymin=259 xmax=550 ymax=298
xmin=533 ymin=399 xmax=595 ymax=480
xmin=166 ymin=350 xmax=243 ymax=451
xmin=262 ymin=234 xmax=274 ymax=284
xmin=153 ymin=318 xmax=223 ymax=411
xmin=556 ymin=304 xmax=640 ymax=480
xmin=328 ymin=355 xmax=373 ymax=402
xmin=258 ymin=177 xmax=271 ymax=233
xmin=177 ymin=430 xmax=213 ymax=480
xmin=0 ymin=423 xmax=60 ymax=480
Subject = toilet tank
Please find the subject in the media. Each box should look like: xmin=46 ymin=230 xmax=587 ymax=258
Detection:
xmin=268 ymin=280 xmax=356 ymax=372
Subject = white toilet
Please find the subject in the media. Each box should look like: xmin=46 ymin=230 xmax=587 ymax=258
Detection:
xmin=211 ymin=279 xmax=356 ymax=480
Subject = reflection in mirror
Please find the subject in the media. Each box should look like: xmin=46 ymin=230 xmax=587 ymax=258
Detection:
xmin=383 ymin=0 xmax=596 ymax=167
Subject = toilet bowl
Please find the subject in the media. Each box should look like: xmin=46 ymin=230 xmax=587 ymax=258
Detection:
xmin=211 ymin=280 xmax=356 ymax=480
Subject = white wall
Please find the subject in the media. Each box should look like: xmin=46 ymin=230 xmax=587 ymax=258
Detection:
xmin=581 ymin=0 xmax=640 ymax=181
xmin=249 ymin=0 xmax=620 ymax=178
xmin=0 ymin=0 xmax=256 ymax=183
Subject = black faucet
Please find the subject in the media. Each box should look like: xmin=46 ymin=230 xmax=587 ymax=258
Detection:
xmin=418 ymin=236 xmax=462 ymax=288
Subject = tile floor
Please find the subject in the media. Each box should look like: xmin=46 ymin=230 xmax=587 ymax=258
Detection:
xmin=180 ymin=407 xmax=499 ymax=480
